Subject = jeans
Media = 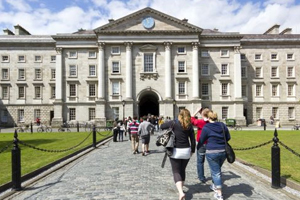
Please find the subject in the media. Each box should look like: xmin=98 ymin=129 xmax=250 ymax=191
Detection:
xmin=119 ymin=130 xmax=124 ymax=141
xmin=197 ymin=144 xmax=206 ymax=181
xmin=206 ymin=151 xmax=226 ymax=189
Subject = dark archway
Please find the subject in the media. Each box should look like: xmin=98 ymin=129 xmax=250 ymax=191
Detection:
xmin=139 ymin=92 xmax=159 ymax=117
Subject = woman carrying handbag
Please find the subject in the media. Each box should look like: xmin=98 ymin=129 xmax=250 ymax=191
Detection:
xmin=160 ymin=109 xmax=196 ymax=200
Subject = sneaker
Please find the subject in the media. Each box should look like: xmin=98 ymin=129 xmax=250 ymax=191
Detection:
xmin=142 ymin=152 xmax=145 ymax=156
xmin=136 ymin=150 xmax=139 ymax=154
xmin=210 ymin=184 xmax=217 ymax=192
xmin=214 ymin=193 xmax=223 ymax=200
xmin=200 ymin=179 xmax=207 ymax=184
xmin=133 ymin=151 xmax=136 ymax=154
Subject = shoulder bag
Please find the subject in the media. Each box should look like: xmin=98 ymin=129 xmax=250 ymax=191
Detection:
xmin=221 ymin=124 xmax=235 ymax=164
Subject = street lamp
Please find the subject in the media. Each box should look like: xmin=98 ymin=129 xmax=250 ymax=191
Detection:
xmin=122 ymin=100 xmax=126 ymax=120
xmin=173 ymin=99 xmax=176 ymax=120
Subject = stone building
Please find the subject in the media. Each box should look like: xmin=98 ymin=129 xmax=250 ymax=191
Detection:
xmin=0 ymin=7 xmax=299 ymax=127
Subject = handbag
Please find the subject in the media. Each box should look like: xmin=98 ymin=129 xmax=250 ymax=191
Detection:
xmin=221 ymin=124 xmax=235 ymax=164
xmin=156 ymin=121 xmax=175 ymax=147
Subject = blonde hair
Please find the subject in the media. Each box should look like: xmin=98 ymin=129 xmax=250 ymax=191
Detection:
xmin=207 ymin=111 xmax=218 ymax=121
xmin=201 ymin=108 xmax=210 ymax=118
xmin=178 ymin=109 xmax=192 ymax=130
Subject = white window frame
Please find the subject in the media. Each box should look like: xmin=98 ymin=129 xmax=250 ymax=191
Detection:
xmin=89 ymin=84 xmax=96 ymax=97
xmin=69 ymin=108 xmax=76 ymax=121
xmin=221 ymin=82 xmax=229 ymax=96
xmin=35 ymin=68 xmax=42 ymax=80
xmin=89 ymin=65 xmax=96 ymax=77
xmin=69 ymin=51 xmax=77 ymax=59
xmin=241 ymin=66 xmax=247 ymax=78
xmin=288 ymin=107 xmax=295 ymax=120
xmin=286 ymin=53 xmax=294 ymax=61
xmin=220 ymin=49 xmax=229 ymax=58
xmin=34 ymin=86 xmax=42 ymax=99
xmin=143 ymin=53 xmax=156 ymax=72
xmin=34 ymin=55 xmax=42 ymax=63
xmin=1 ymin=86 xmax=9 ymax=99
xmin=51 ymin=69 xmax=56 ymax=79
xmin=255 ymin=67 xmax=263 ymax=78
xmin=177 ymin=61 xmax=186 ymax=73
xmin=18 ymin=55 xmax=26 ymax=63
xmin=242 ymin=84 xmax=247 ymax=97
xmin=255 ymin=53 xmax=262 ymax=61
xmin=1 ymin=55 xmax=9 ymax=63
xmin=89 ymin=108 xmax=96 ymax=121
xmin=287 ymin=84 xmax=295 ymax=96
xmin=18 ymin=109 xmax=25 ymax=122
xmin=51 ymin=86 xmax=55 ymax=99
xmin=18 ymin=86 xmax=25 ymax=99
xmin=201 ymin=83 xmax=209 ymax=97
xmin=112 ymin=81 xmax=120 ymax=96
xmin=287 ymin=66 xmax=295 ymax=78
xmin=270 ymin=53 xmax=278 ymax=61
xmin=222 ymin=107 xmax=228 ymax=119
xmin=272 ymin=107 xmax=279 ymax=119
xmin=201 ymin=64 xmax=209 ymax=76
xmin=112 ymin=61 xmax=120 ymax=74
xmin=178 ymin=81 xmax=186 ymax=95
xmin=88 ymin=51 xmax=97 ymax=58
xmin=2 ymin=68 xmax=9 ymax=80
xmin=50 ymin=55 xmax=56 ymax=62
xmin=177 ymin=46 xmax=186 ymax=54
xmin=271 ymin=84 xmax=279 ymax=97
xmin=112 ymin=107 xmax=119 ymax=120
xmin=34 ymin=109 xmax=41 ymax=120
xmin=18 ymin=69 xmax=25 ymax=80
xmin=1 ymin=110 xmax=8 ymax=122
xmin=271 ymin=66 xmax=278 ymax=78
xmin=256 ymin=107 xmax=262 ymax=119
xmin=69 ymin=65 xmax=77 ymax=77
xmin=69 ymin=84 xmax=77 ymax=97
xmin=221 ymin=63 xmax=229 ymax=76
xmin=255 ymin=84 xmax=263 ymax=97
xmin=111 ymin=46 xmax=120 ymax=55
xmin=201 ymin=50 xmax=209 ymax=57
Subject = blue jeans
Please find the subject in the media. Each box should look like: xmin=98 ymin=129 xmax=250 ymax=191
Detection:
xmin=119 ymin=130 xmax=124 ymax=141
xmin=197 ymin=144 xmax=206 ymax=181
xmin=206 ymin=151 xmax=226 ymax=189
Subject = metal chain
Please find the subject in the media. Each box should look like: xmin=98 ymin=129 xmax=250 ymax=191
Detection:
xmin=278 ymin=141 xmax=300 ymax=159
xmin=0 ymin=143 xmax=12 ymax=154
xmin=18 ymin=132 xmax=92 ymax=153
xmin=233 ymin=140 xmax=273 ymax=151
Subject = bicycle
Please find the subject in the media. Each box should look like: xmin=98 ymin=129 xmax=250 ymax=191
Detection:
xmin=58 ymin=123 xmax=71 ymax=132
xmin=292 ymin=124 xmax=300 ymax=130
xmin=16 ymin=124 xmax=30 ymax=133
xmin=227 ymin=124 xmax=242 ymax=131
xmin=37 ymin=124 xmax=52 ymax=132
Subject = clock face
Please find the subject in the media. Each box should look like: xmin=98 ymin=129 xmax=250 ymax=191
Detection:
xmin=142 ymin=16 xmax=155 ymax=29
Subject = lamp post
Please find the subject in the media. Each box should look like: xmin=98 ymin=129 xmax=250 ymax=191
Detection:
xmin=122 ymin=100 xmax=126 ymax=120
xmin=173 ymin=99 xmax=176 ymax=120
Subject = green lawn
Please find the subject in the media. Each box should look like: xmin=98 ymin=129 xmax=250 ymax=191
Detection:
xmin=0 ymin=131 xmax=112 ymax=186
xmin=229 ymin=130 xmax=300 ymax=183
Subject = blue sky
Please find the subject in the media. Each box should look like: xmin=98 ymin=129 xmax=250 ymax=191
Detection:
xmin=1 ymin=0 xmax=300 ymax=34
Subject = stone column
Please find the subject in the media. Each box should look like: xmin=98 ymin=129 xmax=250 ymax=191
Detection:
xmin=125 ymin=42 xmax=133 ymax=100
xmin=164 ymin=42 xmax=172 ymax=99
xmin=192 ymin=42 xmax=200 ymax=99
xmin=234 ymin=46 xmax=242 ymax=98
xmin=98 ymin=42 xmax=105 ymax=100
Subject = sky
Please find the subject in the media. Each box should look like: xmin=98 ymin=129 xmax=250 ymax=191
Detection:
xmin=1 ymin=0 xmax=300 ymax=35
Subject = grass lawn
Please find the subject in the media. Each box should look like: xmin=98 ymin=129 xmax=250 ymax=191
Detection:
xmin=229 ymin=130 xmax=300 ymax=183
xmin=0 ymin=131 xmax=112 ymax=186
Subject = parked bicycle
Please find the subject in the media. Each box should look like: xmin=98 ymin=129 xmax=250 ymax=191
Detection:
xmin=292 ymin=124 xmax=300 ymax=130
xmin=225 ymin=118 xmax=242 ymax=130
xmin=16 ymin=124 xmax=30 ymax=133
xmin=37 ymin=124 xmax=52 ymax=132
xmin=58 ymin=123 xmax=71 ymax=132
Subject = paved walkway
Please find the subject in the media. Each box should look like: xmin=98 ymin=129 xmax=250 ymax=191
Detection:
xmin=2 ymin=133 xmax=299 ymax=200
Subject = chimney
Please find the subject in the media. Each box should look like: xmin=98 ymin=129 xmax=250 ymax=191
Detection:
xmin=182 ymin=18 xmax=188 ymax=23
xmin=3 ymin=29 xmax=15 ymax=35
xmin=14 ymin=24 xmax=31 ymax=35
xmin=279 ymin=28 xmax=292 ymax=35
xmin=263 ymin=24 xmax=280 ymax=35
xmin=108 ymin=19 xmax=114 ymax=23
xmin=213 ymin=28 xmax=219 ymax=32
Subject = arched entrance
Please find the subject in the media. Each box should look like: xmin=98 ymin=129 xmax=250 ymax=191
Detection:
xmin=138 ymin=91 xmax=159 ymax=117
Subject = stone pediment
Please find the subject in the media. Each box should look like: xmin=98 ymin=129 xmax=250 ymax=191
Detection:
xmin=139 ymin=44 xmax=157 ymax=52
xmin=94 ymin=7 xmax=202 ymax=34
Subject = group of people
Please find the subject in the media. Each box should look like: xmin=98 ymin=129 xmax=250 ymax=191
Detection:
xmin=160 ymin=108 xmax=230 ymax=200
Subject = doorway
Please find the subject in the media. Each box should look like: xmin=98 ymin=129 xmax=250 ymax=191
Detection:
xmin=139 ymin=92 xmax=159 ymax=117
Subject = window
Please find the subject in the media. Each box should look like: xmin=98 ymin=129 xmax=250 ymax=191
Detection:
xmin=1 ymin=110 xmax=8 ymax=122
xmin=201 ymin=50 xmax=209 ymax=57
xmin=241 ymin=66 xmax=247 ymax=78
xmin=287 ymin=66 xmax=295 ymax=77
xmin=35 ymin=69 xmax=42 ymax=80
xmin=89 ymin=108 xmax=95 ymax=121
xmin=272 ymin=107 xmax=278 ymax=119
xmin=89 ymin=84 xmax=96 ymax=97
xmin=18 ymin=109 xmax=24 ymax=122
xmin=112 ymin=82 xmax=120 ymax=95
xmin=271 ymin=84 xmax=279 ymax=97
xmin=287 ymin=53 xmax=294 ymax=60
xmin=35 ymin=86 xmax=41 ymax=98
xmin=271 ymin=53 xmax=278 ymax=60
xmin=178 ymin=82 xmax=186 ymax=95
xmin=112 ymin=107 xmax=119 ymax=120
xmin=51 ymin=86 xmax=55 ymax=98
xmin=2 ymin=55 xmax=9 ymax=62
xmin=112 ymin=61 xmax=120 ymax=73
xmin=178 ymin=61 xmax=185 ymax=73
xmin=51 ymin=69 xmax=56 ymax=79
xmin=111 ymin=46 xmax=120 ymax=54
xmin=255 ymin=54 xmax=262 ymax=60
xmin=271 ymin=66 xmax=278 ymax=78
xmin=69 ymin=65 xmax=77 ymax=77
xmin=220 ymin=50 xmax=229 ymax=57
xmin=288 ymin=107 xmax=295 ymax=119
xmin=89 ymin=65 xmax=96 ymax=76
xmin=69 ymin=108 xmax=76 ymax=120
xmin=222 ymin=107 xmax=228 ymax=119
xmin=242 ymin=85 xmax=247 ymax=97
xmin=221 ymin=64 xmax=229 ymax=75
xmin=201 ymin=83 xmax=209 ymax=96
xmin=256 ymin=107 xmax=262 ymax=119
xmin=18 ymin=69 xmax=25 ymax=80
xmin=69 ymin=51 xmax=77 ymax=58
xmin=88 ymin=51 xmax=96 ymax=58
xmin=221 ymin=83 xmax=228 ymax=96
xmin=201 ymin=64 xmax=209 ymax=75
xmin=18 ymin=55 xmax=25 ymax=62
xmin=34 ymin=109 xmax=41 ymax=120
xmin=144 ymin=53 xmax=153 ymax=72
xmin=256 ymin=85 xmax=262 ymax=96
xmin=35 ymin=55 xmax=42 ymax=62
xmin=51 ymin=55 xmax=56 ymax=62
xmin=2 ymin=69 xmax=9 ymax=80
xmin=287 ymin=84 xmax=295 ymax=96
xmin=255 ymin=67 xmax=263 ymax=78
xmin=69 ymin=84 xmax=76 ymax=97
xmin=2 ymin=86 xmax=9 ymax=99
xmin=241 ymin=54 xmax=246 ymax=60
xmin=18 ymin=86 xmax=25 ymax=98
xmin=177 ymin=47 xmax=186 ymax=54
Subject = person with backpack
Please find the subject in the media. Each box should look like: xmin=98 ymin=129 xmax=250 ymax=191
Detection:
xmin=128 ymin=116 xmax=140 ymax=154
xmin=138 ymin=116 xmax=154 ymax=156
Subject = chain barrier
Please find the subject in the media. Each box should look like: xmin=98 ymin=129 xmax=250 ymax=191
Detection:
xmin=233 ymin=140 xmax=273 ymax=151
xmin=278 ymin=141 xmax=300 ymax=159
xmin=0 ymin=143 xmax=12 ymax=154
xmin=18 ymin=132 xmax=92 ymax=153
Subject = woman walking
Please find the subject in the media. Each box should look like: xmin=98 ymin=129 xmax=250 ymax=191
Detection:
xmin=198 ymin=111 xmax=231 ymax=200
xmin=160 ymin=109 xmax=196 ymax=200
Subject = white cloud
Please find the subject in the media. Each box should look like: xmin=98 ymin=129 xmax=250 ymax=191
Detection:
xmin=5 ymin=0 xmax=32 ymax=12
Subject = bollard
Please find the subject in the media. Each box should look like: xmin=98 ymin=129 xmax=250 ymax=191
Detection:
xmin=93 ymin=125 xmax=96 ymax=148
xmin=271 ymin=128 xmax=280 ymax=188
xmin=12 ymin=130 xmax=22 ymax=191
xmin=264 ymin=122 xmax=266 ymax=131
xmin=30 ymin=122 xmax=33 ymax=133
xmin=77 ymin=122 xmax=79 ymax=132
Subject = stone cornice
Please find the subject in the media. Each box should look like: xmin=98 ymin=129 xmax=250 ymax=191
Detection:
xmin=51 ymin=34 xmax=97 ymax=40
xmin=98 ymin=30 xmax=201 ymax=35
xmin=200 ymin=34 xmax=244 ymax=39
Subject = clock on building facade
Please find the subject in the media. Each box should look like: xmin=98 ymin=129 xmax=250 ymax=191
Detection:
xmin=142 ymin=16 xmax=155 ymax=29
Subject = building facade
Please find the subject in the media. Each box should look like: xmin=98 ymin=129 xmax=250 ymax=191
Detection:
xmin=0 ymin=7 xmax=299 ymax=127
